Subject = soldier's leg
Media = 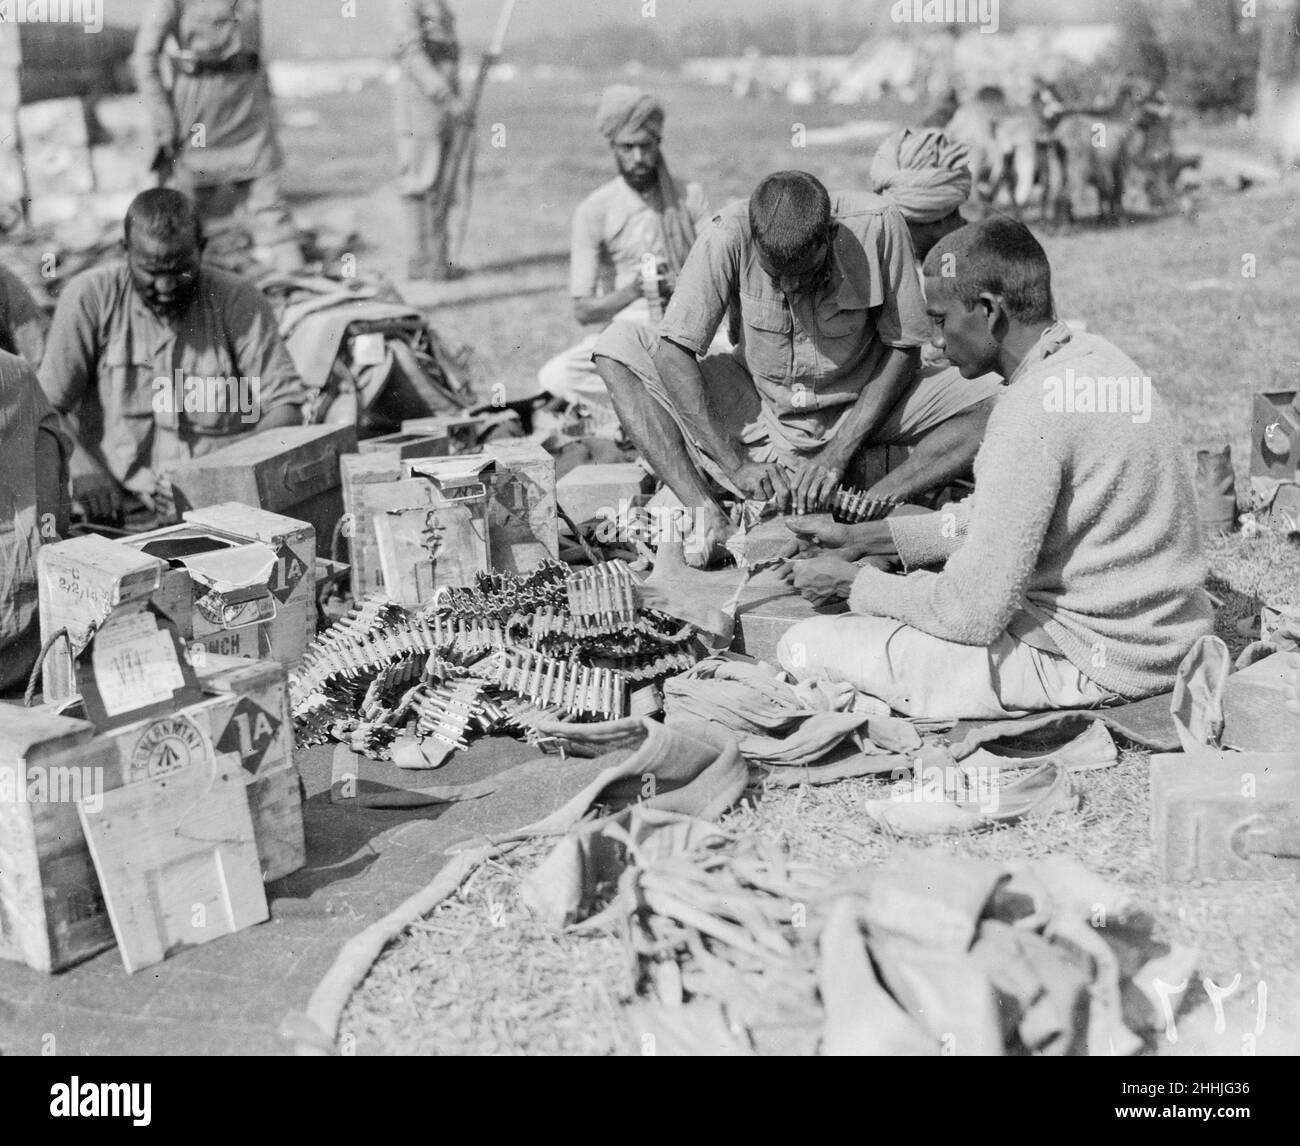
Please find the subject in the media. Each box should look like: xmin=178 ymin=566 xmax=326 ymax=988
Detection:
xmin=593 ymin=325 xmax=719 ymax=513
xmin=423 ymin=122 xmax=458 ymax=281
xmin=244 ymin=171 xmax=304 ymax=272
xmin=397 ymin=129 xmax=443 ymax=280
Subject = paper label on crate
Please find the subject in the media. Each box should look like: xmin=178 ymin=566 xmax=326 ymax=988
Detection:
xmin=198 ymin=624 xmax=261 ymax=661
xmin=195 ymin=589 xmax=275 ymax=630
xmin=267 ymin=542 xmax=309 ymax=604
xmin=127 ymin=714 xmax=210 ymax=784
xmin=91 ymin=612 xmax=188 ymax=717
xmin=214 ymin=698 xmax=283 ymax=776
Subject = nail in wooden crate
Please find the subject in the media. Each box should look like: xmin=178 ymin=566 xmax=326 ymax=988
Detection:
xmin=169 ymin=425 xmax=357 ymax=559
xmin=0 ymin=655 xmax=302 ymax=973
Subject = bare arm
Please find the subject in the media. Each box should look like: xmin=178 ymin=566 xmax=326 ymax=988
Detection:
xmin=132 ymin=0 xmax=179 ymax=151
xmin=824 ymin=347 xmax=917 ymax=466
xmin=573 ymin=278 xmax=643 ymax=327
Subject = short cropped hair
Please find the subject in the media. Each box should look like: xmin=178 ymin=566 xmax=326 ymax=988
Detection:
xmin=124 ymin=188 xmax=202 ymax=248
xmin=748 ymin=171 xmax=832 ymax=267
xmin=922 ymin=217 xmax=1055 ymax=324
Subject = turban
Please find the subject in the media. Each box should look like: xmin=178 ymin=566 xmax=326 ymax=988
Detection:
xmin=596 ymin=85 xmax=665 ymax=141
xmin=870 ymin=127 xmax=973 ymax=223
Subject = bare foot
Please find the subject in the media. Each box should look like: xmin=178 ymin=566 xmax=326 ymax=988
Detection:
xmin=684 ymin=505 xmax=735 ymax=569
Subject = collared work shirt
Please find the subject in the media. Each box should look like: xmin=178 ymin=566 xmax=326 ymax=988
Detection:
xmin=133 ymin=0 xmax=282 ymax=186
xmin=38 ymin=263 xmax=304 ymax=496
xmin=659 ymin=191 xmax=928 ymax=443
xmin=571 ymin=176 xmax=710 ymax=309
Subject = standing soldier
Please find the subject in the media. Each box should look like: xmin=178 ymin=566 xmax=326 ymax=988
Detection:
xmin=394 ymin=0 xmax=464 ymax=281
xmin=133 ymin=0 xmax=304 ymax=273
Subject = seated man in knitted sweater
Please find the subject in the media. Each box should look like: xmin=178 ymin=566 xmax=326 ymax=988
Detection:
xmin=776 ymin=218 xmax=1212 ymax=719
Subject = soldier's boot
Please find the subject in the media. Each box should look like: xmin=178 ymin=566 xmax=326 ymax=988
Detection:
xmin=1194 ymin=444 xmax=1238 ymax=539
xmin=403 ymin=196 xmax=435 ymax=279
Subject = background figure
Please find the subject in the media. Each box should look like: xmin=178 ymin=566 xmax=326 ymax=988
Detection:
xmin=536 ymin=85 xmax=712 ymax=439
xmin=38 ymin=189 xmax=305 ymax=526
xmin=0 ymin=326 xmax=71 ymax=696
xmin=134 ymin=0 xmax=304 ymax=272
xmin=394 ymin=0 xmax=464 ymax=281
xmin=0 ymin=262 xmax=51 ymax=367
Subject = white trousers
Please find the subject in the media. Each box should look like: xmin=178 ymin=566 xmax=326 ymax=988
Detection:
xmin=777 ymin=614 xmax=1114 ymax=720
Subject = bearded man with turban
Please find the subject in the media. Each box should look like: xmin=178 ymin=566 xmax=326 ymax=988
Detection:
xmin=534 ymin=86 xmax=719 ymax=438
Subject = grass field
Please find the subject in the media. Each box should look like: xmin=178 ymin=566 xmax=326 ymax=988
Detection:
xmin=280 ymin=72 xmax=1300 ymax=1055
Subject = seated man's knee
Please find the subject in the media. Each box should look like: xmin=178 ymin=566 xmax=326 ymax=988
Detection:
xmin=778 ymin=617 xmax=833 ymax=679
xmin=592 ymin=353 xmax=636 ymax=394
xmin=537 ymin=353 xmax=570 ymax=399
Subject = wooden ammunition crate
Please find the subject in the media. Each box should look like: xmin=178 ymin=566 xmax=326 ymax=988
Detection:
xmin=341 ymin=453 xmax=403 ymax=598
xmin=401 ymin=413 xmax=496 ymax=454
xmin=37 ymin=535 xmax=170 ymax=703
xmin=169 ymin=425 xmax=356 ymax=558
xmin=357 ymin=429 xmax=450 ymax=460
xmin=1251 ymin=391 xmax=1300 ymax=483
xmin=0 ymin=655 xmax=302 ymax=973
xmin=405 ymin=439 xmax=558 ymax=575
xmin=123 ymin=504 xmax=316 ymax=670
xmin=478 ymin=439 xmax=559 ymax=573
xmin=1151 ymin=750 xmax=1300 ymax=882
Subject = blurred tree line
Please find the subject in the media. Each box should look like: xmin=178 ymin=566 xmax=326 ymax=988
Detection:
xmin=510 ymin=0 xmax=1295 ymax=121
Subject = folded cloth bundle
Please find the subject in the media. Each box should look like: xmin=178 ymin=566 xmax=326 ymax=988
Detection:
xmin=661 ymin=656 xmax=916 ymax=768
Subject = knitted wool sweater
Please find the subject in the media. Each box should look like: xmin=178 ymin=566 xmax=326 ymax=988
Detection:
xmin=848 ymin=322 xmax=1214 ymax=699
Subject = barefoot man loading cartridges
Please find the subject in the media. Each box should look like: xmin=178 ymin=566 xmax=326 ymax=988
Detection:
xmin=776 ymin=218 xmax=1213 ymax=719
xmin=592 ymin=170 xmax=1001 ymax=566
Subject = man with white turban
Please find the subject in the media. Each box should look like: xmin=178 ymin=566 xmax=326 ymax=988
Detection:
xmin=870 ymin=126 xmax=973 ymax=260
xmin=534 ymin=86 xmax=717 ymax=438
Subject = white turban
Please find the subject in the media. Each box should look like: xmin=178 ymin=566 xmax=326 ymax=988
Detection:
xmin=870 ymin=127 xmax=973 ymax=223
